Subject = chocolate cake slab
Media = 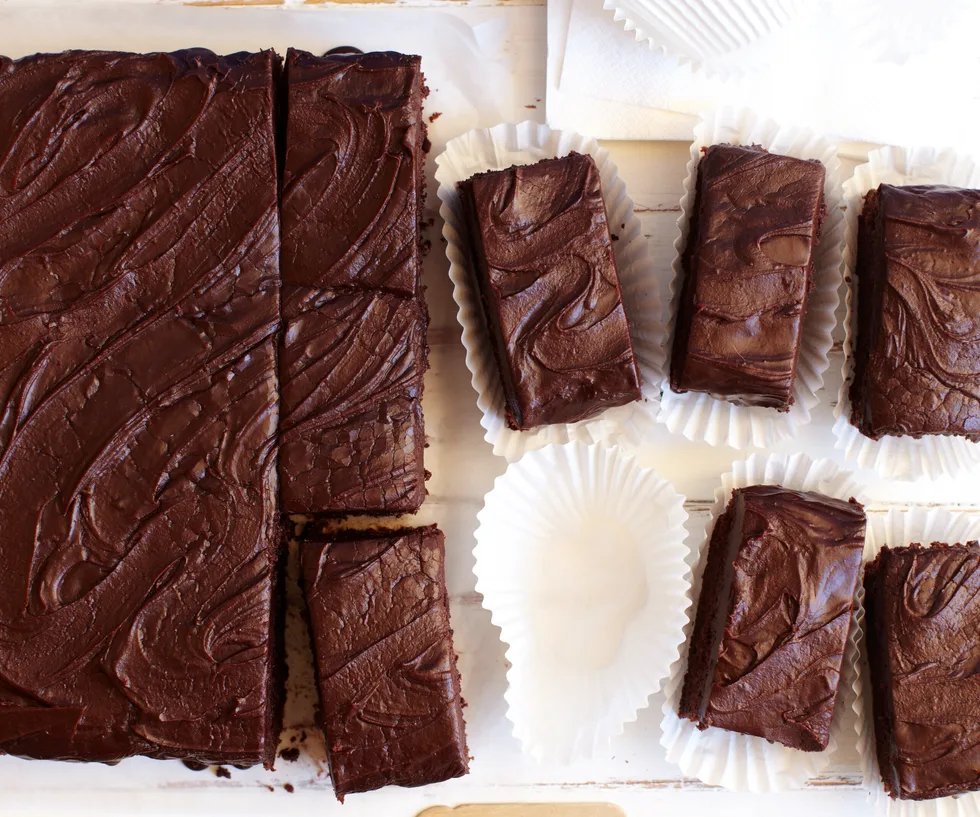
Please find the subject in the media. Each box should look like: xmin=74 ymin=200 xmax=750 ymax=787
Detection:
xmin=864 ymin=543 xmax=980 ymax=800
xmin=281 ymin=48 xmax=426 ymax=297
xmin=679 ymin=485 xmax=865 ymax=751
xmin=670 ymin=144 xmax=825 ymax=409
xmin=849 ymin=184 xmax=980 ymax=440
xmin=300 ymin=525 xmax=468 ymax=800
xmin=279 ymin=287 xmax=427 ymax=515
xmin=0 ymin=49 xmax=283 ymax=766
xmin=457 ymin=153 xmax=641 ymax=430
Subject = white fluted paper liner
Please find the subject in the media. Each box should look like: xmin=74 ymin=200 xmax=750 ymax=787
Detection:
xmin=435 ymin=121 xmax=665 ymax=463
xmin=833 ymin=146 xmax=980 ymax=480
xmin=473 ymin=441 xmax=688 ymax=763
xmin=660 ymin=108 xmax=843 ymax=449
xmin=661 ymin=452 xmax=866 ymax=791
xmin=605 ymin=0 xmax=805 ymax=77
xmin=851 ymin=508 xmax=980 ymax=816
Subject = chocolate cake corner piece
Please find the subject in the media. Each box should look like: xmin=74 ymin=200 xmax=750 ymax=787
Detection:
xmin=0 ymin=49 xmax=282 ymax=765
xmin=300 ymin=525 xmax=469 ymax=801
xmin=864 ymin=543 xmax=980 ymax=800
xmin=669 ymin=144 xmax=825 ymax=410
xmin=849 ymin=183 xmax=980 ymax=440
xmin=281 ymin=48 xmax=426 ymax=297
xmin=457 ymin=152 xmax=641 ymax=430
xmin=679 ymin=485 xmax=865 ymax=751
xmin=278 ymin=286 xmax=427 ymax=516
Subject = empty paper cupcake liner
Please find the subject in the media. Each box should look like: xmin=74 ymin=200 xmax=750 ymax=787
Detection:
xmin=833 ymin=145 xmax=980 ymax=480
xmin=852 ymin=507 xmax=980 ymax=817
xmin=660 ymin=107 xmax=843 ymax=449
xmin=473 ymin=441 xmax=689 ymax=763
xmin=661 ymin=452 xmax=866 ymax=791
xmin=605 ymin=0 xmax=805 ymax=77
xmin=435 ymin=121 xmax=666 ymax=463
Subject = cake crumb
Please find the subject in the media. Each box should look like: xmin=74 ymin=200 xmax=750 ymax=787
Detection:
xmin=215 ymin=767 xmax=231 ymax=779
xmin=428 ymin=112 xmax=442 ymax=123
xmin=611 ymin=233 xmax=619 ymax=241
xmin=279 ymin=747 xmax=300 ymax=762
xmin=284 ymin=783 xmax=295 ymax=793
xmin=265 ymin=784 xmax=275 ymax=793
xmin=524 ymin=104 xmax=537 ymax=109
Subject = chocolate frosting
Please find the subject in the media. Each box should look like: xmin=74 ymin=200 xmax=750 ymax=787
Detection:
xmin=864 ymin=544 xmax=980 ymax=800
xmin=0 ymin=49 xmax=282 ymax=765
xmin=681 ymin=486 xmax=865 ymax=751
xmin=300 ymin=525 xmax=468 ymax=800
xmin=850 ymin=184 xmax=980 ymax=439
xmin=670 ymin=144 xmax=825 ymax=409
xmin=281 ymin=49 xmax=425 ymax=297
xmin=279 ymin=287 xmax=426 ymax=514
xmin=458 ymin=153 xmax=641 ymax=430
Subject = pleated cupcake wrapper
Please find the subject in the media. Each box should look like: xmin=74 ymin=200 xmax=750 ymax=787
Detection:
xmin=604 ymin=0 xmax=805 ymax=78
xmin=851 ymin=508 xmax=980 ymax=817
xmin=473 ymin=441 xmax=689 ymax=763
xmin=660 ymin=107 xmax=843 ymax=449
xmin=832 ymin=146 xmax=980 ymax=480
xmin=435 ymin=121 xmax=666 ymax=463
xmin=660 ymin=452 xmax=867 ymax=791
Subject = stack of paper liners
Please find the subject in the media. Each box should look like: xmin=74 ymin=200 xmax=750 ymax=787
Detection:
xmin=278 ymin=48 xmax=430 ymax=516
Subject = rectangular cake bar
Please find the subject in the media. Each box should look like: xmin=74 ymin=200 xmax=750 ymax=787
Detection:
xmin=679 ymin=485 xmax=865 ymax=751
xmin=280 ymin=49 xmax=426 ymax=298
xmin=864 ymin=543 xmax=980 ymax=800
xmin=849 ymin=183 xmax=980 ymax=439
xmin=670 ymin=144 xmax=825 ymax=409
xmin=458 ymin=153 xmax=641 ymax=430
xmin=278 ymin=49 xmax=430 ymax=516
xmin=279 ymin=287 xmax=427 ymax=514
xmin=300 ymin=525 xmax=469 ymax=800
xmin=0 ymin=49 xmax=283 ymax=765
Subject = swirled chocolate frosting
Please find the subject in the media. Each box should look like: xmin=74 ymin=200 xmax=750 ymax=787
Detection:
xmin=850 ymin=184 xmax=980 ymax=440
xmin=0 ymin=49 xmax=282 ymax=766
xmin=865 ymin=543 xmax=980 ymax=800
xmin=670 ymin=144 xmax=825 ymax=409
xmin=680 ymin=486 xmax=865 ymax=751
xmin=281 ymin=49 xmax=425 ymax=297
xmin=279 ymin=287 xmax=426 ymax=514
xmin=278 ymin=49 xmax=429 ymax=516
xmin=458 ymin=153 xmax=641 ymax=430
xmin=300 ymin=525 xmax=468 ymax=801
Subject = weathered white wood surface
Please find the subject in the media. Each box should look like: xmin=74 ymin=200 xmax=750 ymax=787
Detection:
xmin=1 ymin=2 xmax=975 ymax=815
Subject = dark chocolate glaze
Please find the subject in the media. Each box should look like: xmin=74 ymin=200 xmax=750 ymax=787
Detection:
xmin=864 ymin=543 xmax=980 ymax=800
xmin=850 ymin=184 xmax=980 ymax=440
xmin=670 ymin=144 xmax=825 ymax=409
xmin=679 ymin=486 xmax=865 ymax=751
xmin=281 ymin=49 xmax=425 ymax=297
xmin=457 ymin=153 xmax=641 ymax=430
xmin=279 ymin=287 xmax=426 ymax=515
xmin=300 ymin=525 xmax=468 ymax=801
xmin=0 ymin=50 xmax=283 ymax=765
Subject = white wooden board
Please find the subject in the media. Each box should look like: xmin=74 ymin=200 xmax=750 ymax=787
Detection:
xmin=0 ymin=3 xmax=971 ymax=816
